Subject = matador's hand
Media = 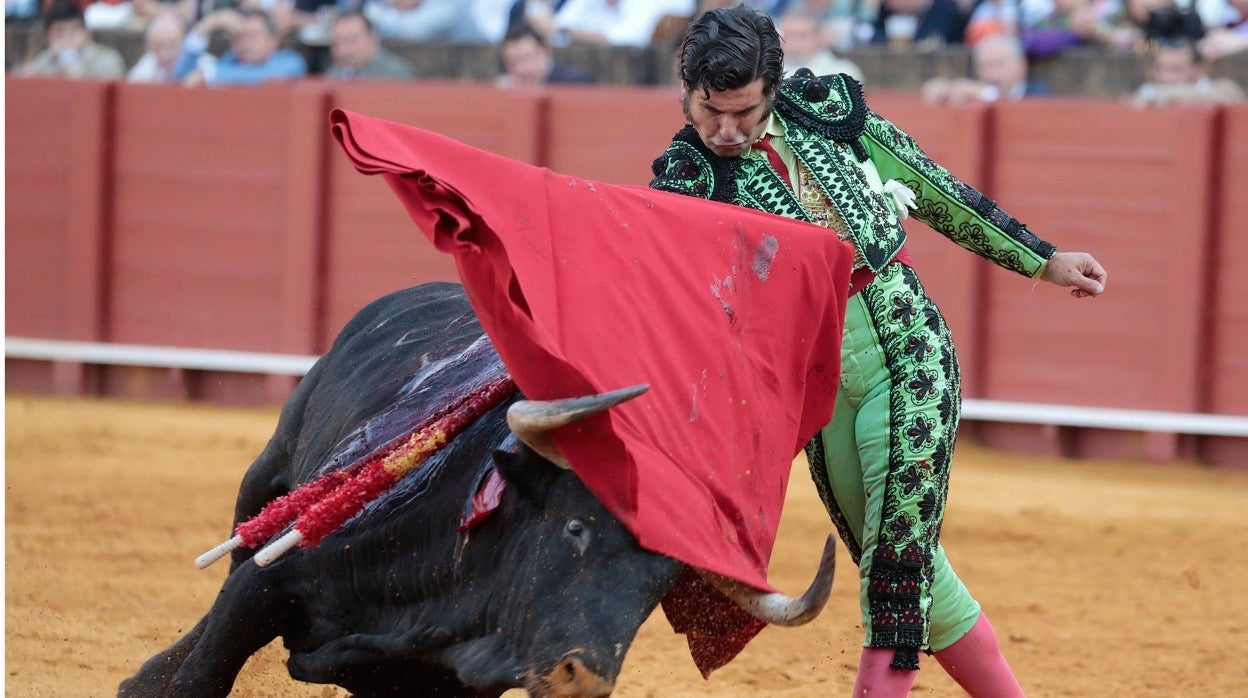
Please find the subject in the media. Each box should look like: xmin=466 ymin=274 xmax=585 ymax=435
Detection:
xmin=1041 ymin=251 xmax=1107 ymax=298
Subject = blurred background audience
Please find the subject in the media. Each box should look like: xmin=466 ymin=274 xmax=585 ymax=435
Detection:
xmin=175 ymin=7 xmax=307 ymax=85
xmin=871 ymin=0 xmax=969 ymax=48
xmin=13 ymin=0 xmax=126 ymax=78
xmin=922 ymin=33 xmax=1052 ymax=101
xmin=1132 ymin=35 xmax=1245 ymax=102
xmin=550 ymin=0 xmax=695 ymax=47
xmin=81 ymin=0 xmax=193 ymax=31
xmin=1199 ymin=0 xmax=1248 ymax=58
xmin=1016 ymin=0 xmax=1134 ymax=58
xmin=504 ymin=0 xmax=569 ymax=43
xmin=126 ymin=7 xmax=211 ymax=80
xmin=5 ymin=0 xmax=1248 ymax=105
xmin=792 ymin=0 xmax=877 ymax=52
xmin=324 ymin=9 xmax=414 ymax=79
xmin=496 ymin=18 xmax=594 ymax=85
xmin=778 ymin=5 xmax=864 ymax=80
xmin=363 ymin=0 xmax=488 ymax=43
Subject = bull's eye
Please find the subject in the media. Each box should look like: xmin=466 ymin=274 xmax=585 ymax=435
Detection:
xmin=565 ymin=519 xmax=585 ymax=537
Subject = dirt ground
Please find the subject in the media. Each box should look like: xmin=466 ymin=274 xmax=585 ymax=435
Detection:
xmin=6 ymin=392 xmax=1248 ymax=697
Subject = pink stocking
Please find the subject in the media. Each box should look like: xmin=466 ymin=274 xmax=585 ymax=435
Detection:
xmin=933 ymin=613 xmax=1025 ymax=697
xmin=852 ymin=647 xmax=918 ymax=697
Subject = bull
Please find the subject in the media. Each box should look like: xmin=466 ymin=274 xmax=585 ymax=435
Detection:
xmin=120 ymin=282 xmax=834 ymax=697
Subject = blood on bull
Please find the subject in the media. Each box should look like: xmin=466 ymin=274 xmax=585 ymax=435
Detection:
xmin=120 ymin=282 xmax=834 ymax=698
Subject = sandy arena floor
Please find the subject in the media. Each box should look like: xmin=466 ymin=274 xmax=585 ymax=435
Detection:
xmin=5 ymin=393 xmax=1248 ymax=697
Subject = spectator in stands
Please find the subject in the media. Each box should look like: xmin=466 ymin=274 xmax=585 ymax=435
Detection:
xmin=325 ymin=10 xmax=415 ymax=79
xmin=175 ymin=7 xmax=308 ymax=86
xmin=14 ymin=0 xmax=126 ymax=79
xmin=795 ymin=0 xmax=878 ymax=52
xmin=870 ymin=0 xmax=969 ymax=48
xmin=778 ymin=6 xmax=864 ymax=81
xmin=551 ymin=0 xmax=696 ymax=47
xmin=127 ymin=8 xmax=214 ymax=81
xmin=1017 ymin=0 xmax=1134 ymax=57
xmin=1200 ymin=0 xmax=1248 ymax=58
xmin=363 ymin=0 xmax=488 ymax=43
xmin=496 ymin=19 xmax=594 ymax=86
xmin=1132 ymin=36 xmax=1245 ymax=104
xmin=922 ymin=34 xmax=1052 ymax=102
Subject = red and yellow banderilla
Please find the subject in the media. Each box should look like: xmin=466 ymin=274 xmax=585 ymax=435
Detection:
xmin=196 ymin=373 xmax=517 ymax=569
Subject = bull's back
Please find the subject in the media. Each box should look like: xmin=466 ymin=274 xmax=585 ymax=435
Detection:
xmin=287 ymin=283 xmax=503 ymax=485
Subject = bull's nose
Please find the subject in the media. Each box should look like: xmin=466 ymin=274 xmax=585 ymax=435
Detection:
xmin=527 ymin=657 xmax=615 ymax=697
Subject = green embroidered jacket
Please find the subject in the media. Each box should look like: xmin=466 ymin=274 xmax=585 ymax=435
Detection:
xmin=648 ymin=70 xmax=1057 ymax=277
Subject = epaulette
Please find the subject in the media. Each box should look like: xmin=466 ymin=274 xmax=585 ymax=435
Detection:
xmin=649 ymin=125 xmax=739 ymax=203
xmin=775 ymin=69 xmax=870 ymax=161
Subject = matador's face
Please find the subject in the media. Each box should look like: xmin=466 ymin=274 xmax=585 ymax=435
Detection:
xmin=682 ymin=78 xmax=774 ymax=159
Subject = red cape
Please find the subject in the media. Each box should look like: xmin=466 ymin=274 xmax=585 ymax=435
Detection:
xmin=330 ymin=109 xmax=853 ymax=676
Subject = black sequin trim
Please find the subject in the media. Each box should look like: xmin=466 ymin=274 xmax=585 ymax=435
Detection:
xmin=958 ymin=183 xmax=1056 ymax=259
xmin=670 ymin=125 xmax=739 ymax=204
xmin=866 ymin=541 xmax=929 ymax=671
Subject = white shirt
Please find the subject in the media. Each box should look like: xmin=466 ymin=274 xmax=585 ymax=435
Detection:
xmin=554 ymin=0 xmax=694 ymax=47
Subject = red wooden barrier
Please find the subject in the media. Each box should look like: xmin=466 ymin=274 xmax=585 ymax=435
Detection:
xmin=5 ymin=78 xmax=113 ymax=394
xmin=104 ymin=82 xmax=331 ymax=401
xmin=866 ymin=92 xmax=990 ymax=399
xmin=977 ymin=100 xmax=1220 ymax=460
xmin=542 ymin=84 xmax=684 ymax=186
xmin=1202 ymin=104 xmax=1248 ymax=465
xmin=320 ymin=80 xmax=545 ymax=344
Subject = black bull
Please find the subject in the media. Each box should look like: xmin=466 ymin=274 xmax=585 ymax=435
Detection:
xmin=120 ymin=282 xmax=834 ymax=697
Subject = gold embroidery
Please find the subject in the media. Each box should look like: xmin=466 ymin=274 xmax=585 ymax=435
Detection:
xmin=796 ymin=160 xmax=865 ymax=270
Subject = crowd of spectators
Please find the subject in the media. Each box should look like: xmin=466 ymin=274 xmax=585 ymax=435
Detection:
xmin=7 ymin=0 xmax=1247 ymax=102
xmin=921 ymin=33 xmax=1053 ymax=101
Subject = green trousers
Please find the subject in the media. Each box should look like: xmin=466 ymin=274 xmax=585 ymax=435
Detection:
xmin=806 ymin=263 xmax=980 ymax=667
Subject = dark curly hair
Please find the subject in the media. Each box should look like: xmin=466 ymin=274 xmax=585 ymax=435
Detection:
xmin=678 ymin=5 xmax=784 ymax=99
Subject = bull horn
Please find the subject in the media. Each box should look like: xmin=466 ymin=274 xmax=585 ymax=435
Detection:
xmin=506 ymin=384 xmax=649 ymax=469
xmin=698 ymin=533 xmax=837 ymax=627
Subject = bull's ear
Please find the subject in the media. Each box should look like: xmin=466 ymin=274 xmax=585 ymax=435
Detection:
xmin=492 ymin=445 xmax=560 ymax=505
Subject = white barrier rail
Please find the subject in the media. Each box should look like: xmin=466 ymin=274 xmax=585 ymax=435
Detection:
xmin=5 ymin=337 xmax=318 ymax=376
xmin=7 ymin=337 xmax=1248 ymax=437
xmin=960 ymin=399 xmax=1248 ymax=438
